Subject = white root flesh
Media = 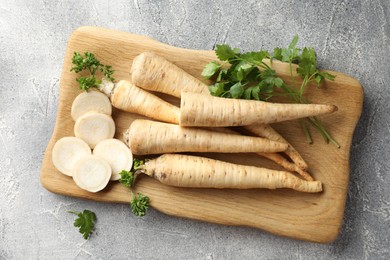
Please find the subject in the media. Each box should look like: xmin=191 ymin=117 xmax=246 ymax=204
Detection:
xmin=74 ymin=111 xmax=116 ymax=149
xmin=71 ymin=90 xmax=112 ymax=121
xmin=52 ymin=137 xmax=91 ymax=176
xmin=93 ymin=139 xmax=133 ymax=181
xmin=72 ymin=155 xmax=112 ymax=192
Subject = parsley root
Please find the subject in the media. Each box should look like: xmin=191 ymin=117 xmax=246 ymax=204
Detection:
xmin=244 ymin=124 xmax=308 ymax=170
xmin=124 ymin=119 xmax=288 ymax=155
xmin=52 ymin=137 xmax=91 ymax=176
xmin=71 ymin=90 xmax=112 ymax=121
xmin=100 ymin=80 xmax=180 ymax=124
xmin=93 ymin=139 xmax=133 ymax=181
xmin=74 ymin=111 xmax=115 ymax=149
xmin=128 ymin=52 xmax=310 ymax=171
xmin=137 ymin=154 xmax=322 ymax=193
xmin=72 ymin=155 xmax=112 ymax=193
xmin=180 ymin=92 xmax=337 ymax=127
xmin=130 ymin=52 xmax=209 ymax=97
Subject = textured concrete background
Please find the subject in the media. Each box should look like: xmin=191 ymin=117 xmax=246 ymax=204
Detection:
xmin=0 ymin=0 xmax=389 ymax=259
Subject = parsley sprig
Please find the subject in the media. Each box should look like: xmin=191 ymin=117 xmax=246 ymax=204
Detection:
xmin=67 ymin=209 xmax=97 ymax=240
xmin=70 ymin=52 xmax=115 ymax=91
xmin=202 ymin=36 xmax=339 ymax=146
xmin=119 ymin=159 xmax=150 ymax=216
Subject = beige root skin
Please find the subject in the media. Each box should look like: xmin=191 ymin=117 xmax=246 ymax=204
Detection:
xmin=110 ymin=80 xmax=180 ymax=124
xmin=130 ymin=52 xmax=209 ymax=98
xmin=257 ymin=152 xmax=313 ymax=181
xmin=244 ymin=124 xmax=309 ymax=170
xmin=180 ymin=92 xmax=337 ymax=127
xmin=207 ymin=126 xmax=313 ymax=180
xmin=126 ymin=119 xmax=288 ymax=155
xmin=143 ymin=154 xmax=322 ymax=193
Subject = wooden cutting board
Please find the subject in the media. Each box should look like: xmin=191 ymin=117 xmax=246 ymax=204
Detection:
xmin=40 ymin=27 xmax=363 ymax=243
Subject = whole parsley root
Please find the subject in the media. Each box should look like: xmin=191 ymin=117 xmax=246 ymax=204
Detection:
xmin=125 ymin=119 xmax=288 ymax=155
xmin=179 ymin=92 xmax=337 ymax=127
xmin=133 ymin=154 xmax=322 ymax=193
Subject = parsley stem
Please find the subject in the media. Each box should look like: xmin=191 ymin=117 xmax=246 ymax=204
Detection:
xmin=311 ymin=117 xmax=340 ymax=148
xmin=306 ymin=117 xmax=329 ymax=143
xmin=67 ymin=210 xmax=79 ymax=215
xmin=299 ymin=119 xmax=313 ymax=144
xmin=289 ymin=62 xmax=298 ymax=88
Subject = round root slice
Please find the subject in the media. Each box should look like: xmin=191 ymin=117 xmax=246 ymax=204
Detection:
xmin=93 ymin=139 xmax=133 ymax=181
xmin=72 ymin=155 xmax=112 ymax=193
xmin=71 ymin=90 xmax=112 ymax=121
xmin=52 ymin=137 xmax=91 ymax=176
xmin=74 ymin=111 xmax=116 ymax=149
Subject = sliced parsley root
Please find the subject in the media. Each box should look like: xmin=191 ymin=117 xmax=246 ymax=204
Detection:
xmin=93 ymin=139 xmax=133 ymax=181
xmin=72 ymin=155 xmax=112 ymax=193
xmin=71 ymin=91 xmax=112 ymax=121
xmin=74 ymin=111 xmax=115 ymax=149
xmin=202 ymin=36 xmax=339 ymax=147
xmin=119 ymin=159 xmax=150 ymax=216
xmin=52 ymin=137 xmax=91 ymax=177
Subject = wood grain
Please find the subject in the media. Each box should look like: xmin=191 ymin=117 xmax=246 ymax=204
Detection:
xmin=40 ymin=27 xmax=363 ymax=243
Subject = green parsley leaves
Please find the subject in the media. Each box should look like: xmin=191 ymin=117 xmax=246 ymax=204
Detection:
xmin=67 ymin=210 xmax=97 ymax=240
xmin=202 ymin=44 xmax=281 ymax=100
xmin=130 ymin=193 xmax=150 ymax=217
xmin=203 ymin=36 xmax=339 ymax=146
xmin=70 ymin=52 xmax=115 ymax=91
xmin=119 ymin=159 xmax=150 ymax=217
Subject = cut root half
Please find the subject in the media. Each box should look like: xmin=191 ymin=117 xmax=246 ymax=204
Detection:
xmin=74 ymin=112 xmax=116 ymax=149
xmin=93 ymin=139 xmax=133 ymax=181
xmin=52 ymin=137 xmax=91 ymax=176
xmin=72 ymin=155 xmax=112 ymax=192
xmin=71 ymin=90 xmax=112 ymax=121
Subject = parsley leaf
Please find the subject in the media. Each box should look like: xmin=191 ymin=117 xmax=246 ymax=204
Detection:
xmin=119 ymin=170 xmax=136 ymax=188
xmin=296 ymin=47 xmax=317 ymax=78
xmin=201 ymin=61 xmax=221 ymax=79
xmin=240 ymin=51 xmax=270 ymax=65
xmin=215 ymin=44 xmax=236 ymax=61
xmin=68 ymin=210 xmax=97 ymax=240
xmin=100 ymin=65 xmax=115 ymax=82
xmin=119 ymin=159 xmax=150 ymax=216
xmin=131 ymin=193 xmax=150 ymax=216
xmin=70 ymin=51 xmax=115 ymax=91
xmin=209 ymin=82 xmax=225 ymax=96
xmin=230 ymin=82 xmax=244 ymax=98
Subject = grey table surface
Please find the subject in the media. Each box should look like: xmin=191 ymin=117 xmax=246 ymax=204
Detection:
xmin=0 ymin=0 xmax=389 ymax=259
